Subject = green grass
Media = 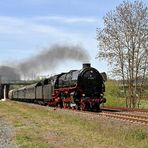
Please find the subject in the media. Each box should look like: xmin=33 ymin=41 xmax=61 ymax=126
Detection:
xmin=0 ymin=100 xmax=148 ymax=148
xmin=104 ymin=95 xmax=148 ymax=109
xmin=104 ymin=80 xmax=148 ymax=109
xmin=104 ymin=95 xmax=126 ymax=107
xmin=139 ymin=100 xmax=148 ymax=109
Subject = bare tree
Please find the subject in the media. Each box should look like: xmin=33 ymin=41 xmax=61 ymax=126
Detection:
xmin=96 ymin=1 xmax=148 ymax=108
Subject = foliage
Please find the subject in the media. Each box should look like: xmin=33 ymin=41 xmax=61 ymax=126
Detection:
xmin=105 ymin=80 xmax=122 ymax=97
xmin=104 ymin=80 xmax=126 ymax=107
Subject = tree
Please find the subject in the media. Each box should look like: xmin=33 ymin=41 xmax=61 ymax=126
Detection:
xmin=96 ymin=1 xmax=148 ymax=108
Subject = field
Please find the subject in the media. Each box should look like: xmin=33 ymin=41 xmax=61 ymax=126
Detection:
xmin=0 ymin=100 xmax=148 ymax=148
xmin=104 ymin=80 xmax=148 ymax=109
xmin=104 ymin=96 xmax=148 ymax=109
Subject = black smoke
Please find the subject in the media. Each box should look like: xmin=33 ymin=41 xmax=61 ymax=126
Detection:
xmin=0 ymin=44 xmax=90 ymax=80
xmin=0 ymin=66 xmax=20 ymax=81
xmin=17 ymin=44 xmax=90 ymax=76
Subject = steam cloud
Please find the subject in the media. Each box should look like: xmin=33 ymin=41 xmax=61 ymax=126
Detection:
xmin=17 ymin=44 xmax=90 ymax=77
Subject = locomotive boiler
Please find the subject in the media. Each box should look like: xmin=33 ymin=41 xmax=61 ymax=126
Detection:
xmin=9 ymin=63 xmax=106 ymax=111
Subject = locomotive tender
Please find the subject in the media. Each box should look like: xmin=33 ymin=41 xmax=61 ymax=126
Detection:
xmin=9 ymin=63 xmax=106 ymax=111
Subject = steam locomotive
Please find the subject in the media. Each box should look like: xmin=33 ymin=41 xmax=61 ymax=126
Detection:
xmin=9 ymin=63 xmax=106 ymax=111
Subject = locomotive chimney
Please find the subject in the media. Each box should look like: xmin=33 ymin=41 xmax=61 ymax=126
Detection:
xmin=83 ymin=63 xmax=91 ymax=68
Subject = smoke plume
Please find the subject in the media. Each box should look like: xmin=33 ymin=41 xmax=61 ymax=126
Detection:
xmin=17 ymin=44 xmax=90 ymax=76
xmin=0 ymin=66 xmax=20 ymax=81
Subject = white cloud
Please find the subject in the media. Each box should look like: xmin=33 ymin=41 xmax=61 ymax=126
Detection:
xmin=0 ymin=15 xmax=101 ymax=36
xmin=0 ymin=16 xmax=25 ymax=34
xmin=33 ymin=16 xmax=98 ymax=23
xmin=0 ymin=16 xmax=65 ymax=36
xmin=0 ymin=15 xmax=100 ymax=49
xmin=0 ymin=15 xmax=101 ymax=46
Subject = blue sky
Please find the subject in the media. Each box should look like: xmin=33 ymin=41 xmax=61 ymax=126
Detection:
xmin=0 ymin=0 xmax=147 ymax=76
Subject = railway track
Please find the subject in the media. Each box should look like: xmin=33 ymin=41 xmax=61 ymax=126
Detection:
xmin=52 ymin=105 xmax=148 ymax=124
xmin=101 ymin=106 xmax=148 ymax=113
xmin=72 ymin=109 xmax=148 ymax=125
xmin=99 ymin=112 xmax=148 ymax=124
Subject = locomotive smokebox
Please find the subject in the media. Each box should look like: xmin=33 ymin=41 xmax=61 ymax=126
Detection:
xmin=83 ymin=63 xmax=91 ymax=68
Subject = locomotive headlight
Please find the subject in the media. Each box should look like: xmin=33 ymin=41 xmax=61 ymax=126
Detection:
xmin=100 ymin=94 xmax=103 ymax=97
xmin=82 ymin=94 xmax=85 ymax=97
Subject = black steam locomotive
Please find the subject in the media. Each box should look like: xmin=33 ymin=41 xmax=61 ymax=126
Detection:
xmin=9 ymin=63 xmax=106 ymax=111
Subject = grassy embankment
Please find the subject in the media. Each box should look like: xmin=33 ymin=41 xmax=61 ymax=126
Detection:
xmin=104 ymin=80 xmax=148 ymax=109
xmin=0 ymin=100 xmax=147 ymax=148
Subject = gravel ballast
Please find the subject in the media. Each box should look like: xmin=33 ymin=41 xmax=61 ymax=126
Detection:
xmin=0 ymin=117 xmax=17 ymax=148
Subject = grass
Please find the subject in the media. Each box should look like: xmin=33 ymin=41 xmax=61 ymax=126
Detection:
xmin=104 ymin=95 xmax=148 ymax=109
xmin=104 ymin=95 xmax=126 ymax=107
xmin=139 ymin=100 xmax=148 ymax=109
xmin=104 ymin=80 xmax=148 ymax=109
xmin=0 ymin=100 xmax=148 ymax=148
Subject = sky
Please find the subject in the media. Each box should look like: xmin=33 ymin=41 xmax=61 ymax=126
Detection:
xmin=0 ymin=0 xmax=147 ymax=77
